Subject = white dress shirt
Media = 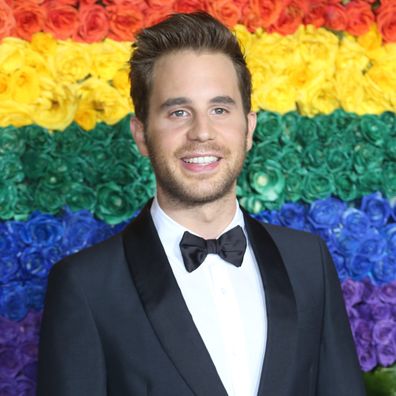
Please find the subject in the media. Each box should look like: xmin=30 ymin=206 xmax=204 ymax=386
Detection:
xmin=150 ymin=198 xmax=267 ymax=396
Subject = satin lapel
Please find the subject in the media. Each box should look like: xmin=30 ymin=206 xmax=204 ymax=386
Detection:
xmin=243 ymin=212 xmax=298 ymax=396
xmin=122 ymin=202 xmax=227 ymax=396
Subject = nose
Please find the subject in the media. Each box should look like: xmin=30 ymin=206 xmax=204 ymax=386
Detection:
xmin=187 ymin=113 xmax=215 ymax=142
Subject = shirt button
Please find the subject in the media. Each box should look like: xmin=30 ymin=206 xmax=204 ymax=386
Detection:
xmin=220 ymin=287 xmax=227 ymax=295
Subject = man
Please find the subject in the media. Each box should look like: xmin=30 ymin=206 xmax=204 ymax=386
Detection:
xmin=37 ymin=12 xmax=366 ymax=396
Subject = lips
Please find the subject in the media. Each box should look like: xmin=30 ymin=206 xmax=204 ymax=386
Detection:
xmin=182 ymin=155 xmax=219 ymax=164
xmin=180 ymin=154 xmax=222 ymax=172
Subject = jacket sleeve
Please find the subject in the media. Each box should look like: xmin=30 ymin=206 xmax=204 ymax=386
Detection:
xmin=36 ymin=261 xmax=107 ymax=396
xmin=316 ymin=237 xmax=366 ymax=395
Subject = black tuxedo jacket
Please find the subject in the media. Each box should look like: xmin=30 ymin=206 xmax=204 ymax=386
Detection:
xmin=37 ymin=202 xmax=366 ymax=396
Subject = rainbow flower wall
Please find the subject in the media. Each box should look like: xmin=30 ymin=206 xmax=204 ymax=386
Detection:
xmin=0 ymin=0 xmax=396 ymax=394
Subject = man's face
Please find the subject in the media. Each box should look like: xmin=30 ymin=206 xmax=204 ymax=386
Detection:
xmin=131 ymin=50 xmax=256 ymax=206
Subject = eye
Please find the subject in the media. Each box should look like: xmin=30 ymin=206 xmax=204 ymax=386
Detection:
xmin=170 ymin=109 xmax=189 ymax=117
xmin=211 ymin=107 xmax=228 ymax=115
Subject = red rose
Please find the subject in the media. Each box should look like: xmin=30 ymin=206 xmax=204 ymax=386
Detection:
xmin=268 ymin=0 xmax=309 ymax=35
xmin=13 ymin=0 xmax=45 ymax=40
xmin=76 ymin=4 xmax=109 ymax=43
xmin=45 ymin=3 xmax=79 ymax=39
xmin=173 ymin=0 xmax=207 ymax=14
xmin=241 ymin=0 xmax=283 ymax=31
xmin=208 ymin=0 xmax=241 ymax=28
xmin=303 ymin=0 xmax=326 ymax=28
xmin=0 ymin=0 xmax=15 ymax=39
xmin=323 ymin=3 xmax=347 ymax=31
xmin=376 ymin=1 xmax=396 ymax=42
xmin=107 ymin=4 xmax=144 ymax=41
xmin=345 ymin=0 xmax=374 ymax=36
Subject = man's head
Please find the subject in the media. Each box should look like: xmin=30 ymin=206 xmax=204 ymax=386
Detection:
xmin=129 ymin=12 xmax=252 ymax=126
xmin=129 ymin=13 xmax=256 ymax=208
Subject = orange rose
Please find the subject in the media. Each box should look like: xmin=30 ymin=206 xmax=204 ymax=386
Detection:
xmin=0 ymin=0 xmax=15 ymax=39
xmin=45 ymin=3 xmax=79 ymax=39
xmin=107 ymin=4 xmax=144 ymax=41
xmin=208 ymin=0 xmax=241 ymax=28
xmin=323 ymin=3 xmax=347 ymax=31
xmin=345 ymin=0 xmax=374 ymax=36
xmin=173 ymin=0 xmax=207 ymax=13
xmin=242 ymin=0 xmax=283 ymax=31
xmin=76 ymin=4 xmax=109 ymax=43
xmin=268 ymin=0 xmax=309 ymax=35
xmin=144 ymin=5 xmax=175 ymax=26
xmin=303 ymin=0 xmax=326 ymax=28
xmin=376 ymin=1 xmax=396 ymax=42
xmin=13 ymin=1 xmax=45 ymax=40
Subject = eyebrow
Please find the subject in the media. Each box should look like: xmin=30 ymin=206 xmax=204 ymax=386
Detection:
xmin=209 ymin=96 xmax=236 ymax=105
xmin=159 ymin=95 xmax=236 ymax=111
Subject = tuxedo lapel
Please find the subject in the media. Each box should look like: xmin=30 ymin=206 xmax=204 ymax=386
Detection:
xmin=122 ymin=203 xmax=228 ymax=396
xmin=243 ymin=212 xmax=298 ymax=396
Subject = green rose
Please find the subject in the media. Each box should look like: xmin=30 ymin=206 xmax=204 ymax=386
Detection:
xmin=239 ymin=195 xmax=268 ymax=214
xmin=248 ymin=160 xmax=285 ymax=203
xmin=255 ymin=111 xmax=282 ymax=142
xmin=279 ymin=144 xmax=302 ymax=172
xmin=284 ymin=170 xmax=305 ymax=202
xmin=111 ymin=138 xmax=140 ymax=162
xmin=0 ymin=126 xmax=26 ymax=155
xmin=383 ymin=162 xmax=396 ymax=197
xmin=0 ymin=182 xmax=16 ymax=219
xmin=23 ymin=124 xmax=55 ymax=153
xmin=34 ymin=184 xmax=64 ymax=214
xmin=22 ymin=150 xmax=49 ymax=181
xmin=296 ymin=116 xmax=319 ymax=146
xmin=66 ymin=183 xmax=97 ymax=212
xmin=102 ymin=162 xmax=139 ymax=185
xmin=364 ymin=366 xmax=396 ymax=396
xmin=95 ymin=182 xmax=135 ymax=224
xmin=40 ymin=157 xmax=71 ymax=191
xmin=125 ymin=173 xmax=156 ymax=210
xmin=353 ymin=143 xmax=384 ymax=174
xmin=280 ymin=111 xmax=299 ymax=144
xmin=302 ymin=142 xmax=326 ymax=169
xmin=379 ymin=111 xmax=395 ymax=132
xmin=325 ymin=146 xmax=353 ymax=173
xmin=0 ymin=153 xmax=24 ymax=183
xmin=82 ymin=141 xmax=116 ymax=176
xmin=302 ymin=170 xmax=334 ymax=201
xmin=359 ymin=115 xmax=389 ymax=147
xmin=248 ymin=141 xmax=282 ymax=165
xmin=54 ymin=123 xmax=86 ymax=155
xmin=14 ymin=184 xmax=34 ymax=221
xmin=333 ymin=171 xmax=358 ymax=202
xmin=357 ymin=168 xmax=383 ymax=196
xmin=385 ymin=135 xmax=396 ymax=161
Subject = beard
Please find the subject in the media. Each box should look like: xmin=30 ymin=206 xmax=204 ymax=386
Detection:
xmin=145 ymin=136 xmax=248 ymax=207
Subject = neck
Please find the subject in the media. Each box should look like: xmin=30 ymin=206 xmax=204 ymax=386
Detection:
xmin=156 ymin=190 xmax=238 ymax=239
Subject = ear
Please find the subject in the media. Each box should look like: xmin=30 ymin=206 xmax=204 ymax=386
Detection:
xmin=130 ymin=116 xmax=149 ymax=157
xmin=246 ymin=111 xmax=257 ymax=152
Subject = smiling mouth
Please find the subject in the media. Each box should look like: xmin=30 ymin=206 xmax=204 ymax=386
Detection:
xmin=182 ymin=156 xmax=220 ymax=165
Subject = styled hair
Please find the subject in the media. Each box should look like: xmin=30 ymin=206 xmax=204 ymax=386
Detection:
xmin=129 ymin=12 xmax=252 ymax=125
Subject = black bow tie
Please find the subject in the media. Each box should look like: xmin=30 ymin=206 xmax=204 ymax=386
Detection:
xmin=179 ymin=226 xmax=247 ymax=273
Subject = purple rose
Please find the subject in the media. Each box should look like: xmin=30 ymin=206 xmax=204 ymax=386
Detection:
xmin=0 ymin=346 xmax=23 ymax=379
xmin=376 ymin=342 xmax=396 ymax=366
xmin=371 ymin=302 xmax=392 ymax=321
xmin=361 ymin=279 xmax=378 ymax=304
xmin=18 ymin=343 xmax=38 ymax=367
xmin=341 ymin=279 xmax=364 ymax=307
xmin=372 ymin=319 xmax=395 ymax=345
xmin=308 ymin=197 xmax=346 ymax=229
xmin=354 ymin=303 xmax=373 ymax=321
xmin=0 ymin=378 xmax=18 ymax=396
xmin=361 ymin=192 xmax=391 ymax=228
xmin=351 ymin=318 xmax=373 ymax=348
xmin=16 ymin=311 xmax=41 ymax=344
xmin=0 ymin=316 xmax=19 ymax=345
xmin=378 ymin=282 xmax=396 ymax=304
xmin=16 ymin=375 xmax=36 ymax=396
xmin=279 ymin=203 xmax=308 ymax=231
xmin=341 ymin=208 xmax=370 ymax=238
xmin=356 ymin=344 xmax=377 ymax=372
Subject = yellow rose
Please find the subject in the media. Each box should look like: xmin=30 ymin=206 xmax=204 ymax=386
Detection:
xmin=77 ymin=77 xmax=131 ymax=127
xmin=74 ymin=101 xmax=98 ymax=131
xmin=357 ymin=25 xmax=382 ymax=54
xmin=297 ymin=76 xmax=339 ymax=116
xmin=0 ymin=100 xmax=33 ymax=127
xmin=32 ymin=76 xmax=78 ymax=130
xmin=0 ymin=72 xmax=11 ymax=100
xmin=336 ymin=68 xmax=366 ymax=113
xmin=0 ymin=38 xmax=28 ymax=74
xmin=52 ymin=40 xmax=92 ymax=83
xmin=30 ymin=32 xmax=58 ymax=56
xmin=336 ymin=35 xmax=369 ymax=72
xmin=24 ymin=47 xmax=53 ymax=78
xmin=10 ymin=66 xmax=40 ymax=104
xmin=90 ymin=39 xmax=131 ymax=81
xmin=361 ymin=74 xmax=390 ymax=114
xmin=233 ymin=24 xmax=254 ymax=55
xmin=112 ymin=68 xmax=130 ymax=98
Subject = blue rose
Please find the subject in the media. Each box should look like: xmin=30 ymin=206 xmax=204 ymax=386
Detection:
xmin=19 ymin=247 xmax=52 ymax=279
xmin=0 ymin=224 xmax=19 ymax=259
xmin=336 ymin=229 xmax=361 ymax=255
xmin=0 ymin=257 xmax=20 ymax=284
xmin=252 ymin=210 xmax=281 ymax=226
xmin=361 ymin=192 xmax=391 ymax=228
xmin=347 ymin=254 xmax=373 ymax=280
xmin=330 ymin=250 xmax=348 ymax=280
xmin=384 ymin=224 xmax=396 ymax=256
xmin=372 ymin=255 xmax=396 ymax=284
xmin=25 ymin=280 xmax=46 ymax=311
xmin=0 ymin=282 xmax=28 ymax=321
xmin=19 ymin=212 xmax=63 ymax=248
xmin=357 ymin=229 xmax=387 ymax=260
xmin=308 ymin=197 xmax=347 ymax=230
xmin=278 ymin=203 xmax=308 ymax=231
xmin=341 ymin=208 xmax=371 ymax=238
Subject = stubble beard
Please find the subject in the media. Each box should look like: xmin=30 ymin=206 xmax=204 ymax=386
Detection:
xmin=145 ymin=137 xmax=248 ymax=208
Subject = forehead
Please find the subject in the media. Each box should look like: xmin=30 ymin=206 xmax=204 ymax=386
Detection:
xmin=149 ymin=50 xmax=241 ymax=104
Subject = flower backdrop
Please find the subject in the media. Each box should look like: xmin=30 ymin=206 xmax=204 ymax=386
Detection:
xmin=0 ymin=0 xmax=396 ymax=394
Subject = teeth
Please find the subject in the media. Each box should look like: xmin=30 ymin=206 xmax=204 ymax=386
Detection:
xmin=184 ymin=156 xmax=218 ymax=164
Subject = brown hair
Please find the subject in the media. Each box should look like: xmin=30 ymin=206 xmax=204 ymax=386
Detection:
xmin=129 ymin=12 xmax=252 ymax=125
